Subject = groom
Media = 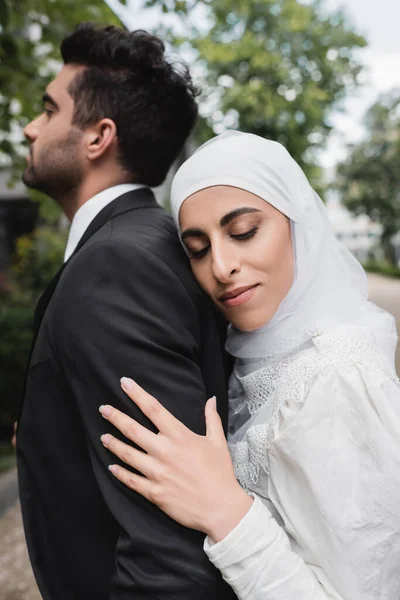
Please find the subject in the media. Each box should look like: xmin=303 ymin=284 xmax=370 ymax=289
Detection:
xmin=17 ymin=23 xmax=236 ymax=600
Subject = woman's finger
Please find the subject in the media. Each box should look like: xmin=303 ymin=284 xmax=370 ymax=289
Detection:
xmin=99 ymin=405 xmax=159 ymax=454
xmin=100 ymin=433 xmax=157 ymax=478
xmin=108 ymin=464 xmax=153 ymax=501
xmin=205 ymin=397 xmax=225 ymax=442
xmin=120 ymin=377 xmax=186 ymax=437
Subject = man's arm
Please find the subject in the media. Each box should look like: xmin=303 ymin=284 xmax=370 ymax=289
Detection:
xmin=53 ymin=239 xmax=224 ymax=599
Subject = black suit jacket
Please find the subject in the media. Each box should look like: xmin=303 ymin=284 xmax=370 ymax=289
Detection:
xmin=17 ymin=189 xmax=237 ymax=600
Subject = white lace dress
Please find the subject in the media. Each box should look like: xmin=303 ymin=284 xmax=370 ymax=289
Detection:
xmin=204 ymin=325 xmax=400 ymax=599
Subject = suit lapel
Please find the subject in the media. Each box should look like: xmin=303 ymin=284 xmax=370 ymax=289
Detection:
xmin=33 ymin=187 xmax=159 ymax=337
xmin=33 ymin=262 xmax=68 ymax=333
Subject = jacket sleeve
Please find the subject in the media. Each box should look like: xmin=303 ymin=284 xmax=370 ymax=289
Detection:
xmin=52 ymin=239 xmax=225 ymax=599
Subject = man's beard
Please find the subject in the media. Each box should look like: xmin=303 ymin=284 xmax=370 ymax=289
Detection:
xmin=23 ymin=129 xmax=84 ymax=203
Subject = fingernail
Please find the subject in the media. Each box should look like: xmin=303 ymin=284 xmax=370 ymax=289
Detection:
xmin=99 ymin=405 xmax=111 ymax=418
xmin=108 ymin=464 xmax=118 ymax=475
xmin=120 ymin=377 xmax=134 ymax=391
xmin=101 ymin=434 xmax=111 ymax=446
xmin=209 ymin=396 xmax=217 ymax=409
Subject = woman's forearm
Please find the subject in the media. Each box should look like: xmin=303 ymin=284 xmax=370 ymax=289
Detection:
xmin=204 ymin=495 xmax=334 ymax=600
xmin=203 ymin=484 xmax=254 ymax=543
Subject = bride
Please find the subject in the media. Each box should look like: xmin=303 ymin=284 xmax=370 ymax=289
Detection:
xmin=99 ymin=131 xmax=400 ymax=599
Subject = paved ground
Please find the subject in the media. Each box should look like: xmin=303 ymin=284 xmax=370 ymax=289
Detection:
xmin=0 ymin=273 xmax=399 ymax=600
xmin=0 ymin=469 xmax=18 ymax=520
xmin=0 ymin=498 xmax=40 ymax=600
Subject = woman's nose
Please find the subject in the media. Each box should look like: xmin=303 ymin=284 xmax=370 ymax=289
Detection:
xmin=211 ymin=246 xmax=240 ymax=283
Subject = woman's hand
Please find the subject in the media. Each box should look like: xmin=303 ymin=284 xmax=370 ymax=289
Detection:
xmin=99 ymin=378 xmax=253 ymax=542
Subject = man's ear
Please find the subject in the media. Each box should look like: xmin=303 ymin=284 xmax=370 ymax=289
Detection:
xmin=85 ymin=118 xmax=117 ymax=161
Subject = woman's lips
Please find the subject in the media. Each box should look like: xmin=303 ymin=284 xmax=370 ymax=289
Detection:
xmin=220 ymin=284 xmax=259 ymax=307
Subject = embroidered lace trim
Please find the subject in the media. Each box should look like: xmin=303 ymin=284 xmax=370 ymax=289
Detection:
xmin=229 ymin=325 xmax=399 ymax=490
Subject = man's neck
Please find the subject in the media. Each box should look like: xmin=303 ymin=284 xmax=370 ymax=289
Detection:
xmin=63 ymin=182 xmax=146 ymax=262
xmin=62 ymin=176 xmax=136 ymax=222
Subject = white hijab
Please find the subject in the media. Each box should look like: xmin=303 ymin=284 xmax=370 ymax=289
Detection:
xmin=171 ymin=130 xmax=395 ymax=369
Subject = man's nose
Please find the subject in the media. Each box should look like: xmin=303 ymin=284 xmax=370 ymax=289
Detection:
xmin=23 ymin=116 xmax=41 ymax=143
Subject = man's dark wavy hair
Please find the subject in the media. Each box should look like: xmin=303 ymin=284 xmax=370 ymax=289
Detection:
xmin=61 ymin=23 xmax=199 ymax=187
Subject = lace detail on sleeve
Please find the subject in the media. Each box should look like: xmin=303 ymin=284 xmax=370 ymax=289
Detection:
xmin=229 ymin=325 xmax=399 ymax=490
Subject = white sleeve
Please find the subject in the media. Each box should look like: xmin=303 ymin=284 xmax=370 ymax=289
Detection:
xmin=205 ymin=494 xmax=329 ymax=599
xmin=204 ymin=364 xmax=400 ymax=600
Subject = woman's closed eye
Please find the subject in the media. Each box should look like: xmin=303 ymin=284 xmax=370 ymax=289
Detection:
xmin=187 ymin=244 xmax=210 ymax=260
xmin=187 ymin=226 xmax=259 ymax=260
xmin=231 ymin=226 xmax=258 ymax=241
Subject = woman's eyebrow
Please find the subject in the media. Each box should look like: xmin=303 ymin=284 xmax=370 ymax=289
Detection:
xmin=220 ymin=207 xmax=262 ymax=227
xmin=181 ymin=207 xmax=262 ymax=241
xmin=181 ymin=227 xmax=206 ymax=242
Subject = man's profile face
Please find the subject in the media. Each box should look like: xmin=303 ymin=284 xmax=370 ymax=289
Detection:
xmin=23 ymin=64 xmax=86 ymax=200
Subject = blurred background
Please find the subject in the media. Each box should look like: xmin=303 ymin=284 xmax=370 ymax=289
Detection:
xmin=0 ymin=0 xmax=399 ymax=597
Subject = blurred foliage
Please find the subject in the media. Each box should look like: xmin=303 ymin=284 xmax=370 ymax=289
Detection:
xmin=0 ymin=443 xmax=16 ymax=472
xmin=337 ymin=91 xmax=400 ymax=266
xmin=12 ymin=225 xmax=67 ymax=299
xmin=145 ymin=0 xmax=200 ymax=15
xmin=145 ymin=0 xmax=366 ymax=190
xmin=0 ymin=226 xmax=66 ymax=432
xmin=363 ymin=260 xmax=400 ymax=280
xmin=0 ymin=299 xmax=33 ymax=431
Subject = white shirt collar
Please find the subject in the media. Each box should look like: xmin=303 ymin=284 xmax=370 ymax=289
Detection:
xmin=64 ymin=183 xmax=145 ymax=262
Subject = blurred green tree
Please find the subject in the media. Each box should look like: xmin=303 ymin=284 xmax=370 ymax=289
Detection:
xmin=144 ymin=0 xmax=366 ymax=188
xmin=0 ymin=226 xmax=68 ymax=431
xmin=337 ymin=92 xmax=400 ymax=266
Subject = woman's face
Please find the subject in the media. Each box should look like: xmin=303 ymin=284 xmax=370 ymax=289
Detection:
xmin=179 ymin=186 xmax=294 ymax=332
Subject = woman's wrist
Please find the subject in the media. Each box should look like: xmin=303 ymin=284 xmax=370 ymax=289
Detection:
xmin=204 ymin=484 xmax=254 ymax=543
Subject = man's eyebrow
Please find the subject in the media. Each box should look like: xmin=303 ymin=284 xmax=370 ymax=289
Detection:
xmin=42 ymin=92 xmax=59 ymax=110
xmin=219 ymin=207 xmax=262 ymax=227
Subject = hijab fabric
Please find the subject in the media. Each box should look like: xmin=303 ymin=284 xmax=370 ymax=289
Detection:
xmin=171 ymin=130 xmax=395 ymax=372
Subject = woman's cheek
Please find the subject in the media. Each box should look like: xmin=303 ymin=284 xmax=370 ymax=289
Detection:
xmin=192 ymin=263 xmax=213 ymax=297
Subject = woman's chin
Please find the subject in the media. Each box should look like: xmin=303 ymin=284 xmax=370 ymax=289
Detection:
xmin=230 ymin=311 xmax=273 ymax=333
